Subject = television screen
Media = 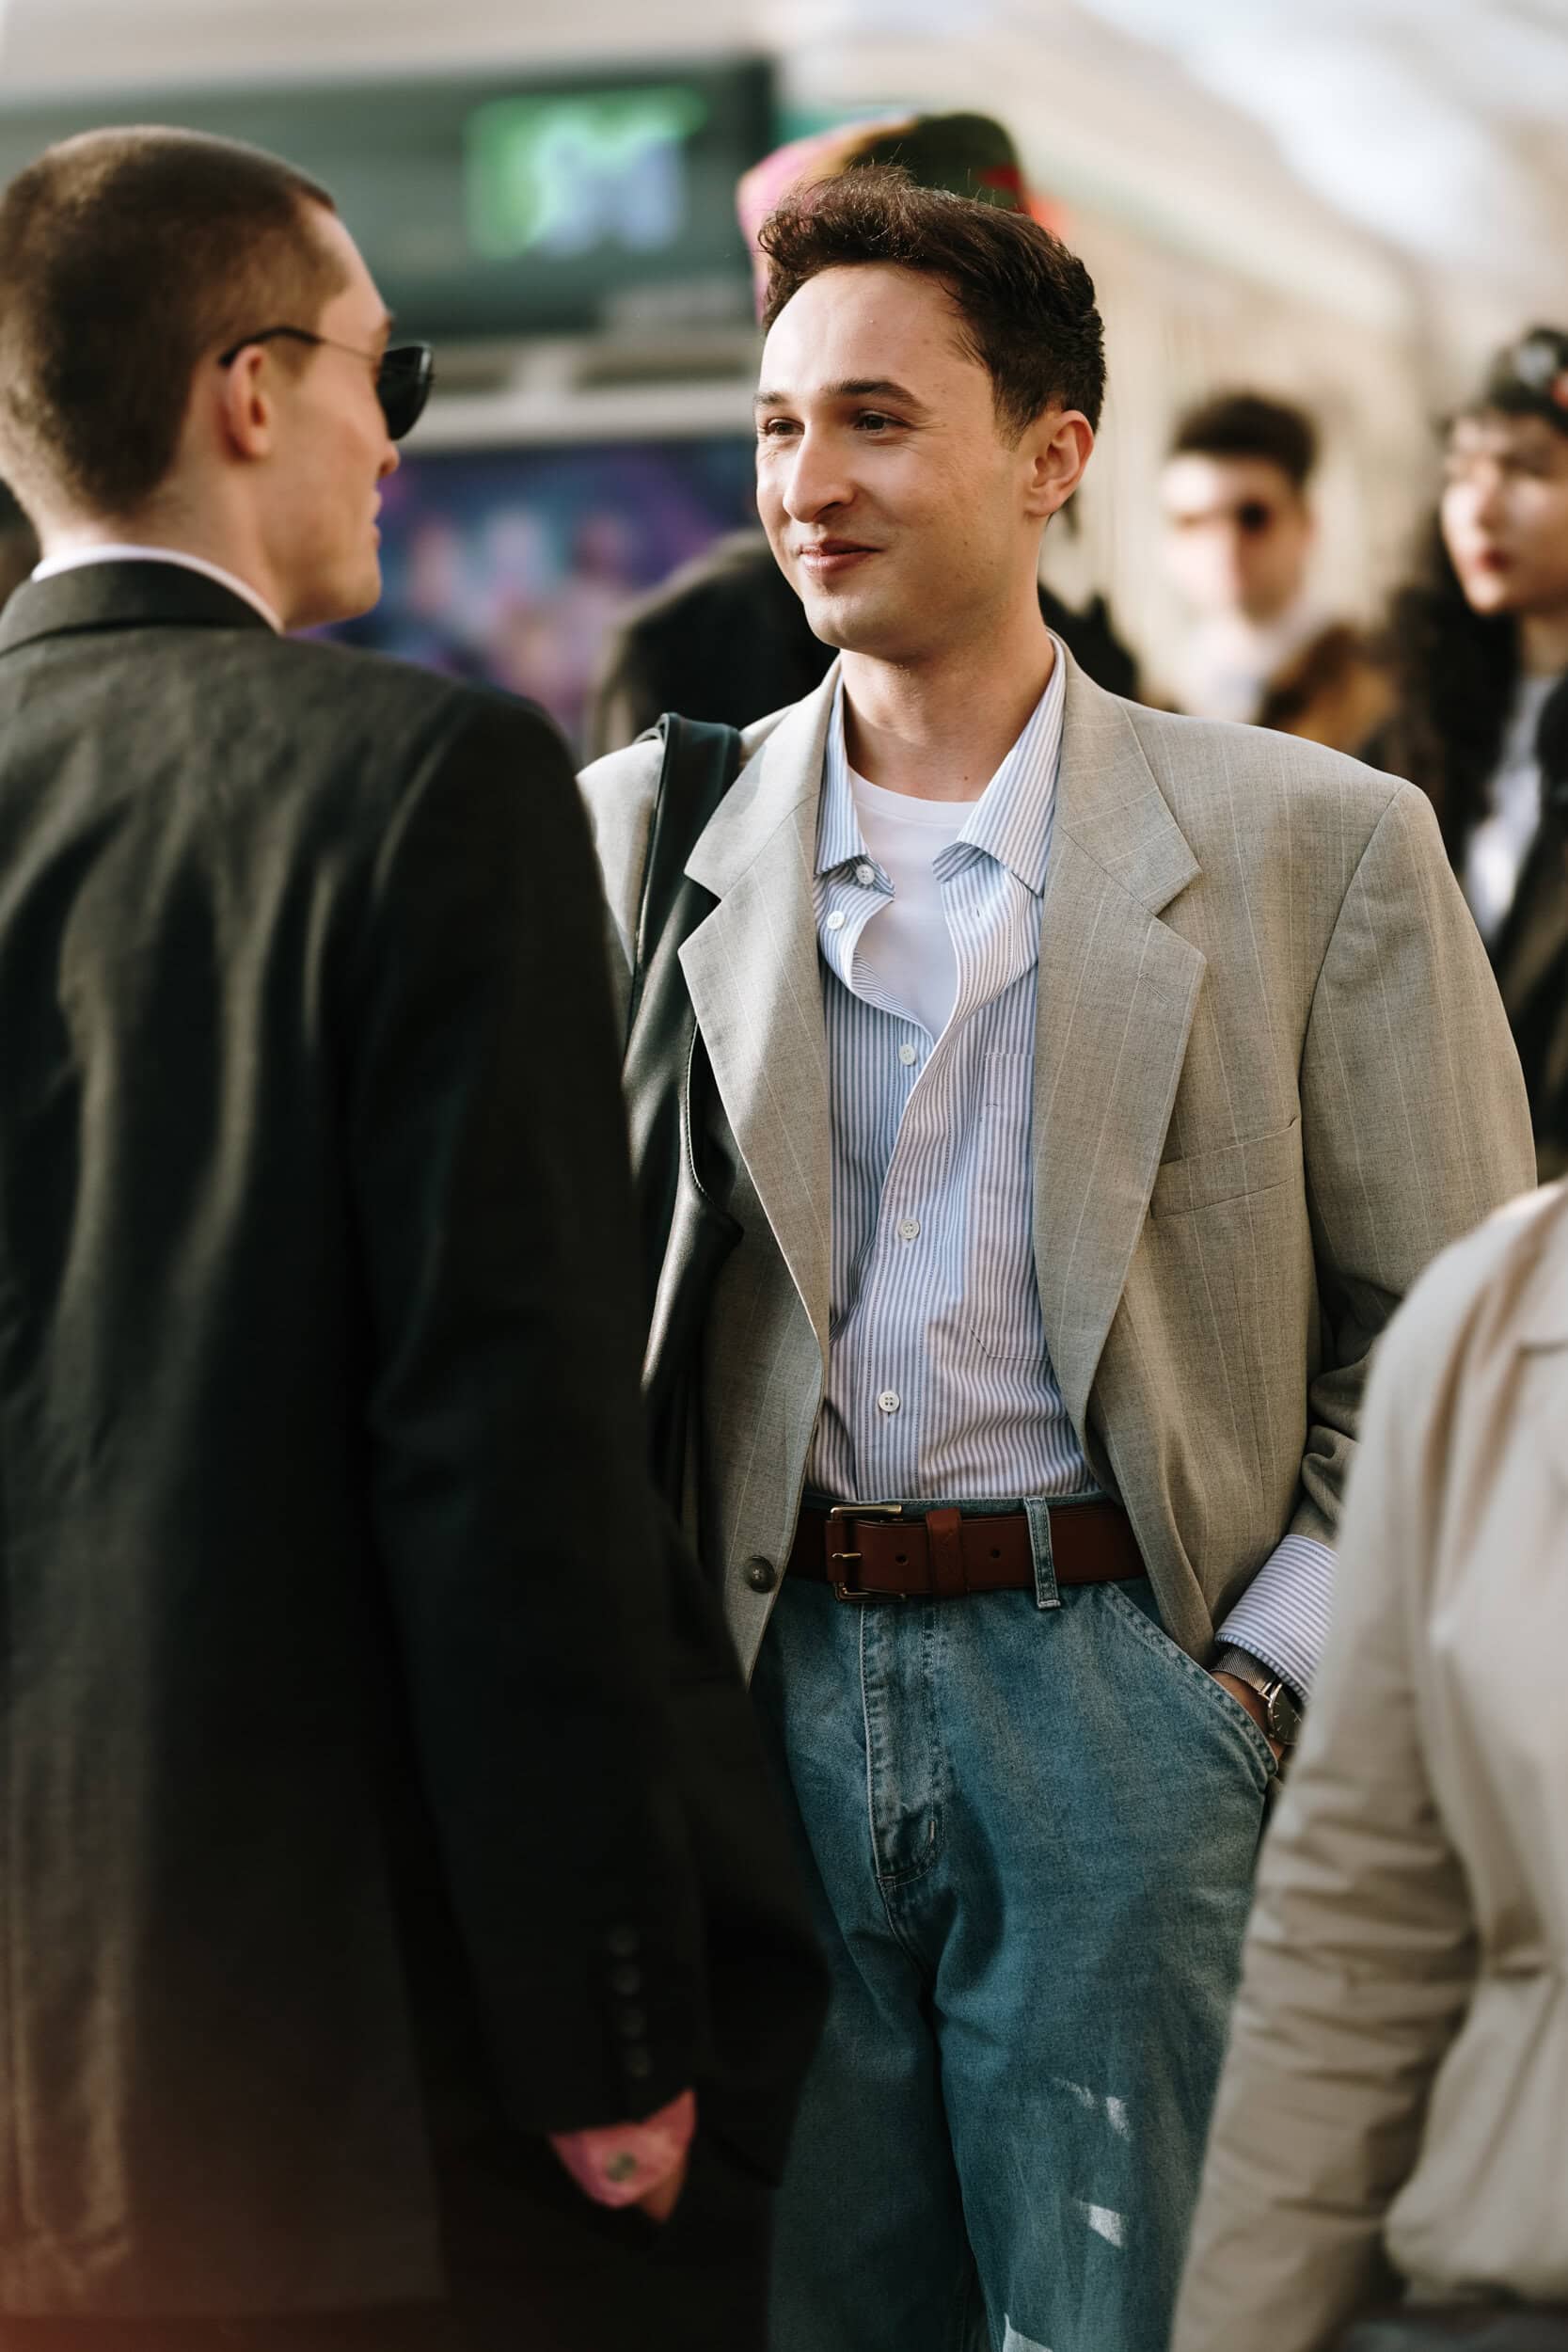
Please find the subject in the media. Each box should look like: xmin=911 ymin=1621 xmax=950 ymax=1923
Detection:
xmin=0 ymin=60 xmax=774 ymax=340
xmin=327 ymin=437 xmax=759 ymax=750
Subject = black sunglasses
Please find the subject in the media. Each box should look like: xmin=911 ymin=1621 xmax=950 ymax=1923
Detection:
xmin=216 ymin=326 xmax=435 ymax=440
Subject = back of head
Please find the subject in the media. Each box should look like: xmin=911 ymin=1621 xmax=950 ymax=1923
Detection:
xmin=0 ymin=127 xmax=345 ymax=527
xmin=757 ymin=164 xmax=1104 ymax=437
xmin=1168 ymin=390 xmax=1319 ymax=493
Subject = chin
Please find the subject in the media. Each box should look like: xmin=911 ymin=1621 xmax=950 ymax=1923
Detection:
xmin=799 ymin=586 xmax=910 ymax=660
xmin=302 ymin=560 xmax=384 ymax=634
xmin=1457 ymin=572 xmax=1519 ymax=616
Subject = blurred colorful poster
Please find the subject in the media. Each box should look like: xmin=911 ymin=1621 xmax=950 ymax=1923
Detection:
xmin=328 ymin=437 xmax=757 ymax=748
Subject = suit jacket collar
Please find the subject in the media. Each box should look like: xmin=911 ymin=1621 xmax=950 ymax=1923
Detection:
xmin=679 ymin=666 xmax=841 ymax=1359
xmin=0 ymin=559 xmax=274 ymax=657
xmin=679 ymin=651 xmax=1207 ymax=1411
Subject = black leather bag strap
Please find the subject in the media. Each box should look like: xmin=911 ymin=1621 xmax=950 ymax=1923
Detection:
xmin=624 ymin=716 xmax=745 ymax=1512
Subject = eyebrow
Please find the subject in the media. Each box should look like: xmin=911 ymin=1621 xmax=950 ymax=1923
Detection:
xmin=753 ymin=377 xmax=929 ymax=413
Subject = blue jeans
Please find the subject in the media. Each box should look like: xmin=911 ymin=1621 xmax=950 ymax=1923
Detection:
xmin=752 ymin=1565 xmax=1276 ymax=2352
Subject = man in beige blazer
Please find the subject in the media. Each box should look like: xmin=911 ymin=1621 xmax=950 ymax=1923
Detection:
xmin=580 ymin=168 xmax=1534 ymax=2352
xmin=1172 ymin=1179 xmax=1568 ymax=2350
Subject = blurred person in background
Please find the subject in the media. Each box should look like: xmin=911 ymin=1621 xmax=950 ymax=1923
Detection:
xmin=581 ymin=166 xmax=1532 ymax=2352
xmin=1375 ymin=326 xmax=1568 ymax=1178
xmin=586 ymin=110 xmax=1139 ymax=756
xmin=0 ymin=125 xmax=822 ymax=2352
xmin=1162 ymin=389 xmax=1393 ymax=750
xmin=1172 ymin=1173 xmax=1568 ymax=2352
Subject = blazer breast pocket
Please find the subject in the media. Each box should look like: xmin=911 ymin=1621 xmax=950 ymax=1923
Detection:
xmin=1149 ymin=1116 xmax=1302 ymax=1219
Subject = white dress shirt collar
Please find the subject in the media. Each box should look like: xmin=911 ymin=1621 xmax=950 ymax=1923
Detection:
xmin=31 ymin=543 xmax=283 ymax=634
xmin=817 ymin=635 xmax=1068 ymax=896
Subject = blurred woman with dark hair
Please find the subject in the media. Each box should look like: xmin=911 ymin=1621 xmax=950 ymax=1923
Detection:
xmin=1377 ymin=326 xmax=1568 ymax=1176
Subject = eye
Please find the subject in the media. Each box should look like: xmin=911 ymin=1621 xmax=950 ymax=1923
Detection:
xmin=757 ymin=416 xmax=798 ymax=441
xmin=853 ymin=410 xmax=900 ymax=433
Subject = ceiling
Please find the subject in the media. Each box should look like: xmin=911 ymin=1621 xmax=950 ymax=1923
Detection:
xmin=2 ymin=0 xmax=1564 ymax=362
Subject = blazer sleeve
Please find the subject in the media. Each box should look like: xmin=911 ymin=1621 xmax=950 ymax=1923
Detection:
xmin=1170 ymin=1267 xmax=1478 ymax=2352
xmin=577 ymin=737 xmax=664 ymax=1039
xmin=1292 ymin=779 xmax=1535 ymax=1544
xmin=344 ymin=690 xmax=705 ymax=2135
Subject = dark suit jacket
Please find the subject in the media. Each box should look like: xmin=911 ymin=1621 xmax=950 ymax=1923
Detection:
xmin=1489 ymin=811 xmax=1568 ymax=1181
xmin=0 ymin=564 xmax=822 ymax=2325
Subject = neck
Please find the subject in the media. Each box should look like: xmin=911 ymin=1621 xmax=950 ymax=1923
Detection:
xmin=40 ymin=499 xmax=286 ymax=628
xmin=1519 ymin=606 xmax=1568 ymax=680
xmin=840 ymin=599 xmax=1056 ymax=802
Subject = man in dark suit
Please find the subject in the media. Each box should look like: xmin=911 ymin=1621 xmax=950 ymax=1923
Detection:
xmin=0 ymin=127 xmax=822 ymax=2352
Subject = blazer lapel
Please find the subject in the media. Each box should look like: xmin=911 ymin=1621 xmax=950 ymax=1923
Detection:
xmin=680 ymin=669 xmax=839 ymax=1359
xmin=1035 ymin=662 xmax=1206 ymax=1431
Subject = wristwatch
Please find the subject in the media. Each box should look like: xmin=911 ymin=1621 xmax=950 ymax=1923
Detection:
xmin=1213 ymin=1646 xmax=1304 ymax=1748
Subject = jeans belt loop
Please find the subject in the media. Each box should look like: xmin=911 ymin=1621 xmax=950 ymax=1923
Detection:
xmin=1024 ymin=1498 xmax=1059 ymax=1611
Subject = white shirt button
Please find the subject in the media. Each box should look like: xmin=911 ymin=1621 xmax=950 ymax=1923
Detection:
xmin=826 ymin=909 xmax=847 ymax=931
xmin=898 ymin=1043 xmax=918 ymax=1066
xmin=897 ymin=1218 xmax=921 ymax=1243
xmin=877 ymin=1390 xmax=901 ymax=1415
xmin=855 ymin=863 xmax=876 ymax=886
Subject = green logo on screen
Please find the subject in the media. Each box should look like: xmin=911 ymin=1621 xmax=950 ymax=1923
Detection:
xmin=466 ymin=87 xmax=711 ymax=262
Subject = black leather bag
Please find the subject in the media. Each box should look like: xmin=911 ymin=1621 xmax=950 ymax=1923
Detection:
xmin=1340 ymin=2312 xmax=1568 ymax=2349
xmin=624 ymin=714 xmax=745 ymax=1518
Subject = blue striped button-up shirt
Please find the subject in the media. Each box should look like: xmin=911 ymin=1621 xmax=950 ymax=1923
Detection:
xmin=804 ymin=647 xmax=1334 ymax=1695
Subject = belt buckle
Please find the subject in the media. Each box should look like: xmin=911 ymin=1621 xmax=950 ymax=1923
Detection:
xmin=826 ymin=1501 xmax=908 ymax=1602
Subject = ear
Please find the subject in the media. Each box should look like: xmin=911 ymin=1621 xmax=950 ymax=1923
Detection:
xmin=212 ymin=344 xmax=278 ymax=464
xmin=1022 ymin=409 xmax=1095 ymax=524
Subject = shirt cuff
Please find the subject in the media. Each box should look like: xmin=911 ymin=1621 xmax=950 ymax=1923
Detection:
xmin=1214 ymin=1534 xmax=1336 ymax=1701
xmin=549 ymin=2090 xmax=696 ymax=2209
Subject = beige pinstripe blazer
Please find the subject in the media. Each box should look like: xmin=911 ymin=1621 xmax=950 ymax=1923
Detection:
xmin=1172 ymin=1180 xmax=1568 ymax=2345
xmin=579 ymin=653 xmax=1535 ymax=1678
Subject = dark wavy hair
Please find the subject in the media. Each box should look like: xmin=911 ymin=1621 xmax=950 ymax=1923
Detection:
xmin=1375 ymin=513 xmax=1517 ymax=858
xmin=758 ymin=164 xmax=1104 ymax=435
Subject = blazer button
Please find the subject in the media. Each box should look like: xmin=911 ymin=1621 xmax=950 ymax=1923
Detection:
xmin=625 ymin=2048 xmax=655 ymax=2081
xmin=743 ymin=1555 xmax=778 ymax=1594
xmin=615 ymin=2007 xmax=649 ymax=2041
xmin=605 ymin=1924 xmax=640 ymax=1961
xmin=608 ymin=1963 xmax=642 ymax=1998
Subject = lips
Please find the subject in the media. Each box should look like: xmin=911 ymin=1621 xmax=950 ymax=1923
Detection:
xmin=796 ymin=542 xmax=879 ymax=580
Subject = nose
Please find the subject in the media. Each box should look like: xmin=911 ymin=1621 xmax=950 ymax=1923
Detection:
xmin=780 ymin=427 xmax=855 ymax=526
xmin=379 ymin=438 xmax=400 ymax=483
xmin=1468 ymin=464 xmax=1506 ymax=531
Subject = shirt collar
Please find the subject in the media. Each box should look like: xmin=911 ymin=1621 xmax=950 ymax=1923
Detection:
xmin=32 ymin=543 xmax=284 ymax=634
xmin=816 ymin=636 xmax=1067 ymax=897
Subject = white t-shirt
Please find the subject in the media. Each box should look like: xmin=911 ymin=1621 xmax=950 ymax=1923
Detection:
xmin=1464 ymin=670 xmax=1562 ymax=945
xmin=849 ymin=768 xmax=969 ymax=1040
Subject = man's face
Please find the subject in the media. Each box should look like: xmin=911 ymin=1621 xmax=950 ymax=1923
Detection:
xmin=1441 ymin=411 xmax=1568 ymax=621
xmin=261 ymin=208 xmax=400 ymax=630
xmin=754 ymin=263 xmax=1064 ymax=662
xmin=1160 ymin=453 xmax=1313 ymax=627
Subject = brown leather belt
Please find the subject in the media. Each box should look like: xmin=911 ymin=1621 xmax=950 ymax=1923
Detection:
xmin=787 ymin=1499 xmax=1144 ymax=1602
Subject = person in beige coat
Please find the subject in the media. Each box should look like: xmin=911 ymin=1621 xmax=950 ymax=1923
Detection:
xmin=1173 ymin=1178 xmax=1568 ymax=2351
xmin=581 ymin=167 xmax=1536 ymax=2352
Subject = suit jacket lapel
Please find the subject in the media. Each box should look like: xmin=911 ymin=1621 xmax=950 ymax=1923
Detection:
xmin=1036 ymin=662 xmax=1206 ymax=1431
xmin=680 ymin=669 xmax=839 ymax=1359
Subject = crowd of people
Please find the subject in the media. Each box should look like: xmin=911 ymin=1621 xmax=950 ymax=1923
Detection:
xmin=0 ymin=94 xmax=1561 ymax=2352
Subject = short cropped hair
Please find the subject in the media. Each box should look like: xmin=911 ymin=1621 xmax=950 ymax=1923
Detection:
xmin=758 ymin=165 xmax=1105 ymax=436
xmin=0 ymin=127 xmax=345 ymax=519
xmin=1168 ymin=391 xmax=1319 ymax=492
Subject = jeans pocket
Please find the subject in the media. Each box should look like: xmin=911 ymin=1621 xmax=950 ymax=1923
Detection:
xmin=1099 ymin=1580 xmax=1277 ymax=1782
